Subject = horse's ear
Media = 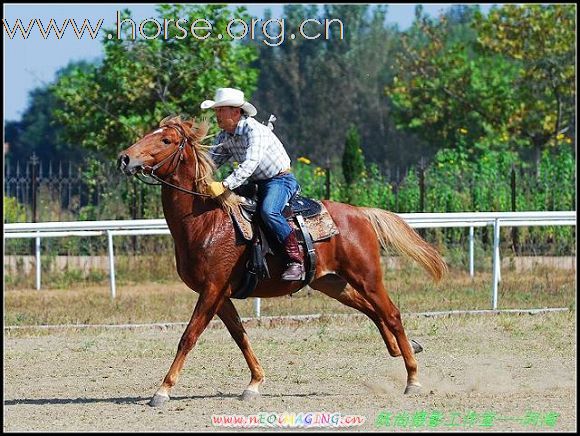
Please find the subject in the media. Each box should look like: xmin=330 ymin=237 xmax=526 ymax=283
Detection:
xmin=159 ymin=115 xmax=174 ymax=127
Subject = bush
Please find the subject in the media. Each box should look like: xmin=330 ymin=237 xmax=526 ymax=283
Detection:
xmin=4 ymin=196 xmax=27 ymax=223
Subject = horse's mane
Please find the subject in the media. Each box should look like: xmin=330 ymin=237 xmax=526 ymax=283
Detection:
xmin=159 ymin=115 xmax=242 ymax=213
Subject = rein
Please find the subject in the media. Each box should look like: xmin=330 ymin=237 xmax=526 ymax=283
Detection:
xmin=135 ymin=125 xmax=211 ymax=198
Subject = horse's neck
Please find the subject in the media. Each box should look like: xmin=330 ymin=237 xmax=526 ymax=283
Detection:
xmin=160 ymin=153 xmax=223 ymax=229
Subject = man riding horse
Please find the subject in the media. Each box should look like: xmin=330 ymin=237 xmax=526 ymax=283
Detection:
xmin=118 ymin=107 xmax=446 ymax=404
xmin=201 ymin=87 xmax=304 ymax=281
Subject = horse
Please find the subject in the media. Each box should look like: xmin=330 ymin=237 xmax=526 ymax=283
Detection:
xmin=117 ymin=115 xmax=447 ymax=407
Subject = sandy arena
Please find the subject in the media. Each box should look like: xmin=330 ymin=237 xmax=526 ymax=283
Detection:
xmin=3 ymin=311 xmax=576 ymax=432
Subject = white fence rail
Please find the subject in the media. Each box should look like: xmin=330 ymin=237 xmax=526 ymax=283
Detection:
xmin=4 ymin=211 xmax=576 ymax=313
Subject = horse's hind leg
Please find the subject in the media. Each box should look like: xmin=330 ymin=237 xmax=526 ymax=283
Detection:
xmin=310 ymin=276 xmax=402 ymax=357
xmin=337 ymin=286 xmax=423 ymax=354
xmin=341 ymin=269 xmax=422 ymax=394
xmin=217 ymin=299 xmax=265 ymax=400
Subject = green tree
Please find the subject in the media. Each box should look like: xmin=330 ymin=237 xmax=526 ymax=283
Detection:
xmin=251 ymin=4 xmax=325 ymax=159
xmin=253 ymin=5 xmax=407 ymax=173
xmin=387 ymin=4 xmax=575 ymax=164
xmin=473 ymin=4 xmax=576 ymax=163
xmin=51 ymin=4 xmax=259 ymax=159
xmin=387 ymin=5 xmax=518 ymax=155
xmin=342 ymin=125 xmax=365 ymax=185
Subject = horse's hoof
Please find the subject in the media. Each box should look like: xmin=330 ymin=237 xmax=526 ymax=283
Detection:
xmin=240 ymin=389 xmax=260 ymax=401
xmin=404 ymin=383 xmax=422 ymax=395
xmin=149 ymin=393 xmax=170 ymax=407
xmin=411 ymin=339 xmax=424 ymax=354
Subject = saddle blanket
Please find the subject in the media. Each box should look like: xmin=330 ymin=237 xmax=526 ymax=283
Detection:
xmin=230 ymin=200 xmax=339 ymax=243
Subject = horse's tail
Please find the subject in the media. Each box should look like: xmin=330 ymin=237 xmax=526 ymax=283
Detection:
xmin=360 ymin=207 xmax=448 ymax=282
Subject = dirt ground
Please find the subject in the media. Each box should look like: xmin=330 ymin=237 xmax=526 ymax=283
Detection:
xmin=3 ymin=311 xmax=576 ymax=432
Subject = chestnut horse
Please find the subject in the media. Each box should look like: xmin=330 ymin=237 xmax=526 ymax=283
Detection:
xmin=117 ymin=116 xmax=447 ymax=407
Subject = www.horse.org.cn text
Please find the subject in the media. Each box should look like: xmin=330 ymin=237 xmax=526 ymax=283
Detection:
xmin=115 ymin=15 xmax=345 ymax=46
xmin=3 ymin=11 xmax=345 ymax=47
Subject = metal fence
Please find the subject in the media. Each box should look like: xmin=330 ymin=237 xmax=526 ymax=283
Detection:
xmin=4 ymin=211 xmax=576 ymax=316
xmin=4 ymin=155 xmax=160 ymax=225
xmin=4 ymin=154 xmax=98 ymax=222
xmin=5 ymin=154 xmax=574 ymax=225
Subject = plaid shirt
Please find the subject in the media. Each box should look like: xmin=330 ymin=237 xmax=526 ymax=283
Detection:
xmin=209 ymin=116 xmax=292 ymax=190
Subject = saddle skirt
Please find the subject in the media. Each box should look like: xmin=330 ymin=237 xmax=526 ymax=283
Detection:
xmin=230 ymin=194 xmax=339 ymax=244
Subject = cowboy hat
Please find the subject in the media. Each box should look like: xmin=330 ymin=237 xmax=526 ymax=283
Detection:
xmin=200 ymin=87 xmax=257 ymax=117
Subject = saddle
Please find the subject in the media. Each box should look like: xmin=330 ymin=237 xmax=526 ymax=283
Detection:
xmin=229 ymin=183 xmax=340 ymax=299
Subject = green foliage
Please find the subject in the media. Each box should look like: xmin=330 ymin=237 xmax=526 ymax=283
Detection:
xmin=292 ymin=139 xmax=575 ymax=253
xmin=3 ymin=196 xmax=27 ymax=223
xmin=294 ymin=160 xmax=329 ymax=200
xmin=347 ymin=163 xmax=394 ymax=208
xmin=387 ymin=4 xmax=576 ymax=163
xmin=253 ymin=5 xmax=408 ymax=169
xmin=294 ymin=137 xmax=575 ymax=217
xmin=51 ymin=4 xmax=259 ymax=159
xmin=473 ymin=4 xmax=575 ymax=147
xmin=342 ymin=125 xmax=365 ymax=185
xmin=5 ymin=4 xmax=575 ymax=258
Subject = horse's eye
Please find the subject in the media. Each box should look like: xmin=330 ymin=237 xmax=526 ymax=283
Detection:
xmin=162 ymin=138 xmax=171 ymax=145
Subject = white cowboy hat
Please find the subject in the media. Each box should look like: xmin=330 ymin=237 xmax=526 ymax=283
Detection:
xmin=200 ymin=87 xmax=257 ymax=117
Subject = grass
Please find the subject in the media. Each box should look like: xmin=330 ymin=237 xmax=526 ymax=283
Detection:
xmin=4 ymin=252 xmax=180 ymax=289
xmin=4 ymin=263 xmax=575 ymax=327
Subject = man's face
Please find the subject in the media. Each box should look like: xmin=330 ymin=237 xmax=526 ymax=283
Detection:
xmin=214 ymin=106 xmax=242 ymax=133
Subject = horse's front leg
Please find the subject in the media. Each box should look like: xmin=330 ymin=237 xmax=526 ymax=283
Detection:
xmin=150 ymin=286 xmax=226 ymax=407
xmin=217 ymin=299 xmax=265 ymax=400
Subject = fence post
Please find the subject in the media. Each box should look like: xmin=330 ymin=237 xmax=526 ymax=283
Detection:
xmin=491 ymin=219 xmax=501 ymax=310
xmin=511 ymin=165 xmax=519 ymax=253
xmin=131 ymin=180 xmax=138 ymax=253
xmin=29 ymin=154 xmax=39 ymax=258
xmin=107 ymin=230 xmax=116 ymax=299
xmin=35 ymin=233 xmax=41 ymax=290
xmin=30 ymin=153 xmax=39 ymax=223
xmin=254 ymin=298 xmax=261 ymax=318
xmin=418 ymin=160 xmax=426 ymax=237
xmin=469 ymin=226 xmax=474 ymax=278
xmin=419 ymin=159 xmax=425 ymax=213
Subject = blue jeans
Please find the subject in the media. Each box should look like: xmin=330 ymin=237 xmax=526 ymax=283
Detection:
xmin=256 ymin=173 xmax=300 ymax=245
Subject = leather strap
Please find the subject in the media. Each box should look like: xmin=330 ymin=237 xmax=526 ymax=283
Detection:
xmin=230 ymin=225 xmax=269 ymax=299
xmin=295 ymin=214 xmax=317 ymax=285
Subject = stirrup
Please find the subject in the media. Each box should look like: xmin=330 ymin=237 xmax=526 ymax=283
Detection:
xmin=281 ymin=262 xmax=304 ymax=281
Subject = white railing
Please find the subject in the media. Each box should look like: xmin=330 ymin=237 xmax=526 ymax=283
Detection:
xmin=4 ymin=211 xmax=576 ymax=313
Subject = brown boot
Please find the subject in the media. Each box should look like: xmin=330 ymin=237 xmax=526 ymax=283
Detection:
xmin=281 ymin=230 xmax=304 ymax=281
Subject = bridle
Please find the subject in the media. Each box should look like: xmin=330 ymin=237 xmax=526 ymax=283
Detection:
xmin=135 ymin=125 xmax=211 ymax=197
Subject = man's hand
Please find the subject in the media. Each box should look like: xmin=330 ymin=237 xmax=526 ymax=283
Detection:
xmin=208 ymin=181 xmax=226 ymax=198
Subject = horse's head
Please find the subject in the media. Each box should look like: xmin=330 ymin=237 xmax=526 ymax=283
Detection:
xmin=117 ymin=116 xmax=241 ymax=212
xmin=117 ymin=116 xmax=210 ymax=178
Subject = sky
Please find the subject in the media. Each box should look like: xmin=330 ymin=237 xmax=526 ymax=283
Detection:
xmin=3 ymin=3 xmax=495 ymax=123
